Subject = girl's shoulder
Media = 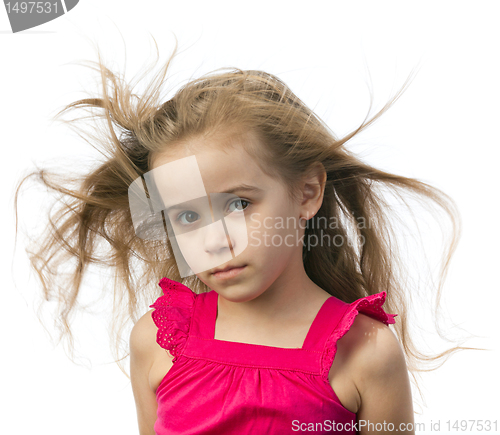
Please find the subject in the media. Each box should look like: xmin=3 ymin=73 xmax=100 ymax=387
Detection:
xmin=332 ymin=291 xmax=401 ymax=376
xmin=338 ymin=311 xmax=403 ymax=370
xmin=130 ymin=278 xmax=197 ymax=369
xmin=130 ymin=308 xmax=159 ymax=356
xmin=329 ymin=309 xmax=407 ymax=414
xmin=130 ymin=308 xmax=177 ymax=396
xmin=129 ymin=307 xmax=172 ymax=389
xmin=323 ymin=290 xmax=397 ymax=356
xmin=148 ymin=278 xmax=198 ymax=361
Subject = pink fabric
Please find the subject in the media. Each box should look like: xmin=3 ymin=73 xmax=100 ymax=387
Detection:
xmin=150 ymin=278 xmax=397 ymax=435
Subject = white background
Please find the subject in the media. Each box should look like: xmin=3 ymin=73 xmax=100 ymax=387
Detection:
xmin=1 ymin=1 xmax=499 ymax=434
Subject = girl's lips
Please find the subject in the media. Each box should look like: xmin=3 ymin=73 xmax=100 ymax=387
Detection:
xmin=212 ymin=265 xmax=247 ymax=280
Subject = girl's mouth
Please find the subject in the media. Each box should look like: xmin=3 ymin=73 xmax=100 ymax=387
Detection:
xmin=212 ymin=265 xmax=247 ymax=280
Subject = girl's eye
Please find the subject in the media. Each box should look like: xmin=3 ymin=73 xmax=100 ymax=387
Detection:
xmin=177 ymin=211 xmax=200 ymax=225
xmin=228 ymin=199 xmax=250 ymax=213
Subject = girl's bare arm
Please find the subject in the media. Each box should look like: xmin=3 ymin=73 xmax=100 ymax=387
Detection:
xmin=130 ymin=310 xmax=161 ymax=435
xmin=344 ymin=314 xmax=415 ymax=434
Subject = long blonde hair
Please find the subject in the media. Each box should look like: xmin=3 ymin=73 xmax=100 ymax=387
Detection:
xmin=15 ymin=40 xmax=472 ymax=399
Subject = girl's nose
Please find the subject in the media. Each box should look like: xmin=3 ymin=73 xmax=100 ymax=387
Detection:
xmin=203 ymin=220 xmax=234 ymax=255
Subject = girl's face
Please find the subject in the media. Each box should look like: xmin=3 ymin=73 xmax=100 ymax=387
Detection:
xmin=152 ymin=132 xmax=310 ymax=303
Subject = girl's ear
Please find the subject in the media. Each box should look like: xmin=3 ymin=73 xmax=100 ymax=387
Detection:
xmin=299 ymin=162 xmax=327 ymax=220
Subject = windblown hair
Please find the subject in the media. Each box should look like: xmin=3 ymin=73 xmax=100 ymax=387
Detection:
xmin=15 ymin=41 xmax=471 ymax=397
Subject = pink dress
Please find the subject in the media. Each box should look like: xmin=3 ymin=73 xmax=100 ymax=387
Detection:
xmin=150 ymin=278 xmax=397 ymax=434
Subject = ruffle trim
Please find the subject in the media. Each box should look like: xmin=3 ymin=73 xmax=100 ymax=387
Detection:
xmin=149 ymin=278 xmax=197 ymax=363
xmin=321 ymin=291 xmax=397 ymax=381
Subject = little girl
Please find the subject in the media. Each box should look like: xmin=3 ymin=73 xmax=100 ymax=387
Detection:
xmin=18 ymin=44 xmax=462 ymax=434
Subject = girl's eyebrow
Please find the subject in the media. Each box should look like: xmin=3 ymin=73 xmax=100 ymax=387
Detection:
xmin=164 ymin=184 xmax=263 ymax=213
xmin=219 ymin=184 xmax=264 ymax=194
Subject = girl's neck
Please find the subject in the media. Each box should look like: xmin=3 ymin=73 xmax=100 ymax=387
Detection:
xmin=216 ymin=252 xmax=331 ymax=332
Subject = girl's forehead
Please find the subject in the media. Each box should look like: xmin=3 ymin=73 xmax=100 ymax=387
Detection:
xmin=150 ymin=142 xmax=271 ymax=206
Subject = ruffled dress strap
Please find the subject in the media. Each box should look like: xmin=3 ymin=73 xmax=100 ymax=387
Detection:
xmin=149 ymin=278 xmax=197 ymax=363
xmin=320 ymin=291 xmax=397 ymax=382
